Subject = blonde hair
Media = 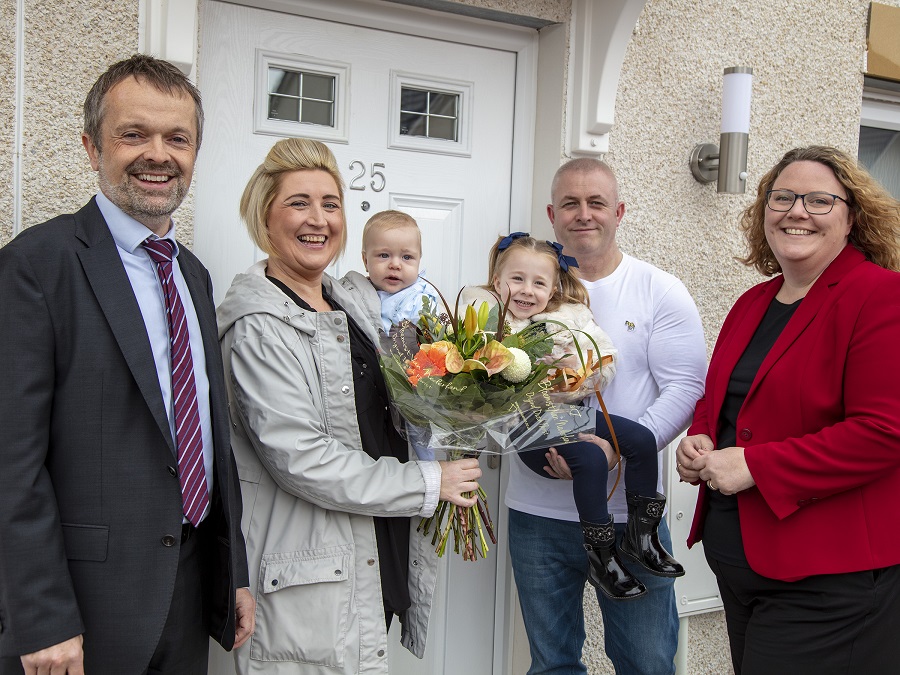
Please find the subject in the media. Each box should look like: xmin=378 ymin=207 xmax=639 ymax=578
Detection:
xmin=361 ymin=210 xmax=421 ymax=253
xmin=239 ymin=138 xmax=347 ymax=258
xmin=740 ymin=145 xmax=900 ymax=275
xmin=486 ymin=234 xmax=589 ymax=312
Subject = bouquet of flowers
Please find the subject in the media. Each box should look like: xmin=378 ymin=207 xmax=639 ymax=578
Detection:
xmin=379 ymin=289 xmax=597 ymax=560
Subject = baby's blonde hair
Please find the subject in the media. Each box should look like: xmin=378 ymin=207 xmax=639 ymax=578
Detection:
xmin=361 ymin=210 xmax=421 ymax=253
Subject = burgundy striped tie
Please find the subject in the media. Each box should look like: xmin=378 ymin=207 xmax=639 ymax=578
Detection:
xmin=142 ymin=237 xmax=209 ymax=527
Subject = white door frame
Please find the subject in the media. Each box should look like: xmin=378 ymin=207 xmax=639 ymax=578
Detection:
xmin=194 ymin=2 xmax=539 ymax=673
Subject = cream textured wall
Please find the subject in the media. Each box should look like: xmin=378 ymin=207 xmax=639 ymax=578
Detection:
xmin=19 ymin=1 xmax=138 ymax=232
xmin=0 ymin=2 xmax=16 ymax=244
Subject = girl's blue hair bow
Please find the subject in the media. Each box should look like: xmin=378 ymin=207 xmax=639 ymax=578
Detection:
xmin=547 ymin=241 xmax=579 ymax=272
xmin=497 ymin=232 xmax=578 ymax=271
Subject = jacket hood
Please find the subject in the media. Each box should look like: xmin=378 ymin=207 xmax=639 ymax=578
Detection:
xmin=216 ymin=260 xmax=376 ymax=341
xmin=217 ymin=261 xmax=293 ymax=339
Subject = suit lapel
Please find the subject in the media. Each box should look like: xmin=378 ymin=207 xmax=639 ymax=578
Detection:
xmin=177 ymin=250 xmax=224 ymax=420
xmin=743 ymin=246 xmax=866 ymax=407
xmin=178 ymin=252 xmax=217 ymax=363
xmin=75 ymin=200 xmax=175 ymax=453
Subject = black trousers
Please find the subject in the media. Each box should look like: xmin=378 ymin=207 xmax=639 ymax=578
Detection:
xmin=707 ymin=553 xmax=900 ymax=675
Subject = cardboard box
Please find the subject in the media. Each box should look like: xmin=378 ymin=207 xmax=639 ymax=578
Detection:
xmin=868 ymin=2 xmax=900 ymax=83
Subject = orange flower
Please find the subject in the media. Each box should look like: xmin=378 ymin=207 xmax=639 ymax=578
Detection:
xmin=462 ymin=341 xmax=514 ymax=376
xmin=406 ymin=341 xmax=462 ymax=386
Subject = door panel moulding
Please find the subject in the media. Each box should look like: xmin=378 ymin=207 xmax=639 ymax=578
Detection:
xmin=567 ymin=0 xmax=647 ymax=156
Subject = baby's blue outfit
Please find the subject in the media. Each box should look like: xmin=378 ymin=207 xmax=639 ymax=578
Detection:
xmin=377 ymin=275 xmax=438 ymax=333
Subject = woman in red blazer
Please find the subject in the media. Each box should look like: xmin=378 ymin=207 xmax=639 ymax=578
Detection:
xmin=676 ymin=146 xmax=900 ymax=675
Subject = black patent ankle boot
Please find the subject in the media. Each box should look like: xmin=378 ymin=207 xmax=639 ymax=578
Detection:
xmin=581 ymin=519 xmax=647 ymax=600
xmin=620 ymin=492 xmax=685 ymax=577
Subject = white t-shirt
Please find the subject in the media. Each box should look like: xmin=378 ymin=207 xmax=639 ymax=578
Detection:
xmin=505 ymin=254 xmax=707 ymax=521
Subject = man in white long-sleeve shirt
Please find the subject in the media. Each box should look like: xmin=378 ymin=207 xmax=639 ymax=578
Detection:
xmin=506 ymin=158 xmax=706 ymax=675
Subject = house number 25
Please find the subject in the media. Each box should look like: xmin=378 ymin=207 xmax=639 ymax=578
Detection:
xmin=348 ymin=161 xmax=386 ymax=192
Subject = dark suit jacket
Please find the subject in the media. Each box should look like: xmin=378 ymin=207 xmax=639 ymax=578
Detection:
xmin=687 ymin=245 xmax=900 ymax=581
xmin=0 ymin=198 xmax=249 ymax=671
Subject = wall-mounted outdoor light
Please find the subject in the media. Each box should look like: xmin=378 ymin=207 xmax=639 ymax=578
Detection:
xmin=690 ymin=66 xmax=754 ymax=193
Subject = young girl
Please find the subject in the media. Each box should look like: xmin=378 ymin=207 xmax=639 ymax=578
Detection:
xmin=463 ymin=233 xmax=684 ymax=600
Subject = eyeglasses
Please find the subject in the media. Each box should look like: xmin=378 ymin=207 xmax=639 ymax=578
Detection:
xmin=765 ymin=189 xmax=849 ymax=215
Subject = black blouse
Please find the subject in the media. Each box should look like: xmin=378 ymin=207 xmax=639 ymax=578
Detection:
xmin=266 ymin=276 xmax=411 ymax=614
xmin=702 ymin=296 xmax=801 ymax=567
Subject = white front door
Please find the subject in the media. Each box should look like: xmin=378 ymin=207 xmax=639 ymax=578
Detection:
xmin=195 ymin=1 xmax=518 ymax=302
xmin=195 ymin=2 xmax=527 ymax=673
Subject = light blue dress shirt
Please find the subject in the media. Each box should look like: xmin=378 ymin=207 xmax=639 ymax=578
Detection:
xmin=96 ymin=192 xmax=214 ymax=522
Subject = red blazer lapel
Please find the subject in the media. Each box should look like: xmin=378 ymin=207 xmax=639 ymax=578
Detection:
xmin=744 ymin=246 xmax=867 ymax=411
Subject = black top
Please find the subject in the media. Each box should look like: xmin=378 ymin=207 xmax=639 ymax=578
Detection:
xmin=702 ymin=296 xmax=801 ymax=567
xmin=267 ymin=276 xmax=411 ymax=614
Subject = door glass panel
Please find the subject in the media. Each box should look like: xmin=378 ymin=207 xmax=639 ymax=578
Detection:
xmin=859 ymin=126 xmax=900 ymax=198
xmin=267 ymin=67 xmax=336 ymax=127
xmin=430 ymin=92 xmax=457 ymax=117
xmin=400 ymin=87 xmax=459 ymax=141
xmin=303 ymin=100 xmax=334 ymax=126
xmin=302 ymin=73 xmax=334 ymax=101
xmin=268 ymin=68 xmax=299 ymax=96
xmin=401 ymin=88 xmax=428 ymax=112
xmin=400 ymin=112 xmax=427 ymax=137
xmin=429 ymin=117 xmax=457 ymax=141
xmin=268 ymin=95 xmax=299 ymax=121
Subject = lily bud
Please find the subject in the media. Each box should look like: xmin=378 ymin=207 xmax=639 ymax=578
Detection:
xmin=477 ymin=301 xmax=490 ymax=330
xmin=464 ymin=304 xmax=477 ymax=340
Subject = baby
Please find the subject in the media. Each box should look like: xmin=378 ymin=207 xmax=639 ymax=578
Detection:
xmin=341 ymin=210 xmax=439 ymax=460
xmin=359 ymin=210 xmax=438 ymax=332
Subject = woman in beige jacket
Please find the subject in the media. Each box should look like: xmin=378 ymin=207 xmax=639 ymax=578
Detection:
xmin=216 ymin=137 xmax=480 ymax=674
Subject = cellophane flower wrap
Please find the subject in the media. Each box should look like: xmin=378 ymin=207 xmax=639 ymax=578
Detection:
xmin=378 ymin=290 xmax=596 ymax=560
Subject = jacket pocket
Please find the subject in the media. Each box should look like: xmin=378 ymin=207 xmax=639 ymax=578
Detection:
xmin=61 ymin=523 xmax=109 ymax=562
xmin=251 ymin=547 xmax=353 ymax=666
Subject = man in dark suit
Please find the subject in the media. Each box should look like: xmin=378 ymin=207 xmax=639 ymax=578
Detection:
xmin=0 ymin=55 xmax=254 ymax=674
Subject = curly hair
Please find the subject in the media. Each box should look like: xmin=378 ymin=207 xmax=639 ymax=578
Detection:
xmin=740 ymin=146 xmax=900 ymax=275
xmin=485 ymin=234 xmax=589 ymax=313
xmin=240 ymin=138 xmax=347 ymax=259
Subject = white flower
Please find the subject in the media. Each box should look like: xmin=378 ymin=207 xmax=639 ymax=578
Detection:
xmin=501 ymin=347 xmax=532 ymax=383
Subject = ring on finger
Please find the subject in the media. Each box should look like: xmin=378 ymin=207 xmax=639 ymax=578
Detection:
xmin=707 ymin=479 xmax=718 ymax=491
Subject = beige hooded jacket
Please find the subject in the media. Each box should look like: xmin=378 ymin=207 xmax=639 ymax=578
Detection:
xmin=217 ymin=261 xmax=441 ymax=674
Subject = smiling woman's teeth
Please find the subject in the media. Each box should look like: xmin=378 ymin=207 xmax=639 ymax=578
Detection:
xmin=299 ymin=235 xmax=326 ymax=243
xmin=784 ymin=228 xmax=812 ymax=235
